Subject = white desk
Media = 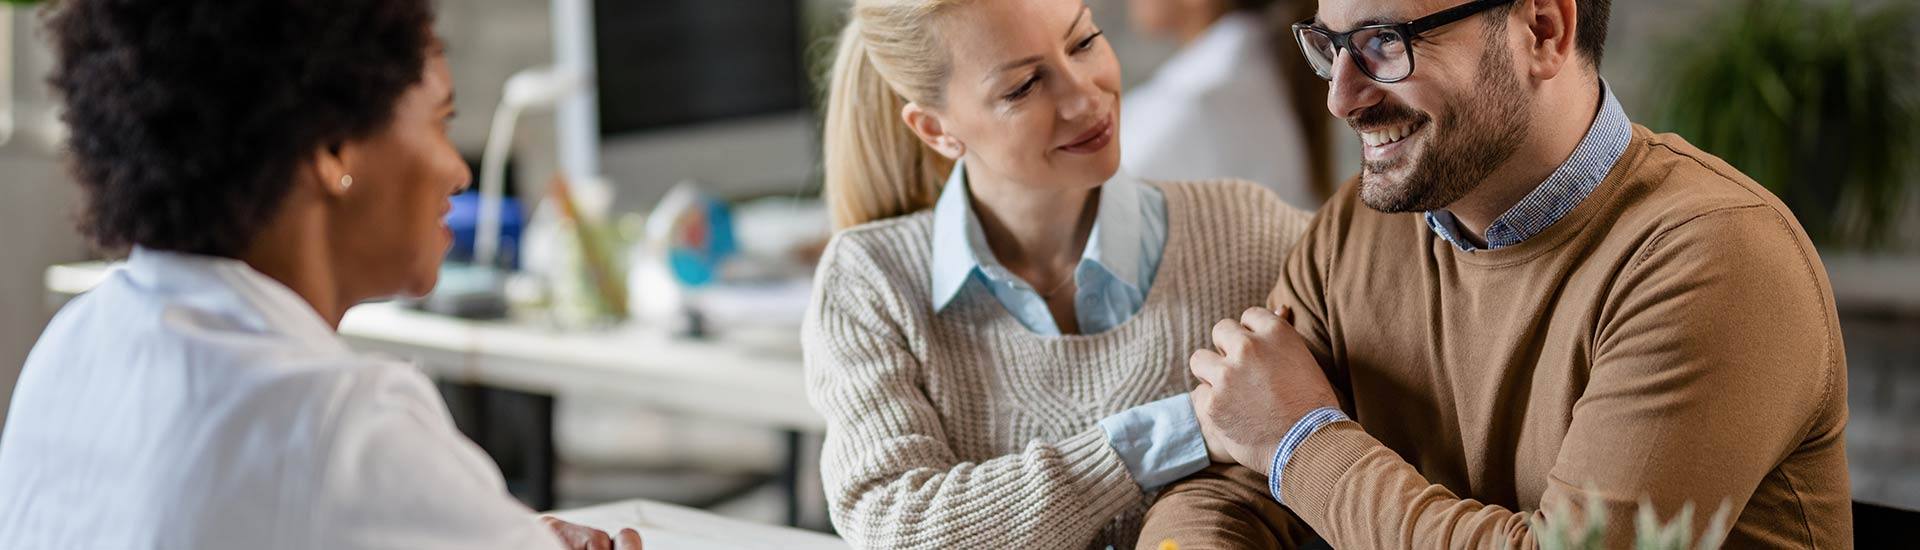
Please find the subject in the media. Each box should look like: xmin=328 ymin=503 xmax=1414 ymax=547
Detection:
xmin=338 ymin=302 xmax=822 ymax=433
xmin=550 ymin=498 xmax=845 ymax=550
xmin=45 ymin=262 xmax=822 ymax=433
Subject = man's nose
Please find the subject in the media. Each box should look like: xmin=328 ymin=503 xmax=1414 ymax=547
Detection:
xmin=1326 ymin=50 xmax=1385 ymax=121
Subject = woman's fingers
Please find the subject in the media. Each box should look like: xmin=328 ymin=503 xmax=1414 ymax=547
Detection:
xmin=540 ymin=516 xmax=614 ymax=550
xmin=614 ymin=528 xmax=644 ymax=550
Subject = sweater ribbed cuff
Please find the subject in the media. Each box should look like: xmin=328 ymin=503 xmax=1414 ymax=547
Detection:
xmin=1278 ymin=421 xmax=1377 ymax=526
xmin=1056 ymin=426 xmax=1147 ymax=519
xmin=1267 ymin=407 xmax=1349 ymax=504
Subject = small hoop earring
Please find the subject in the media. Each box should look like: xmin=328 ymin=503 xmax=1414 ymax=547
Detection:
xmin=339 ymin=174 xmax=354 ymax=190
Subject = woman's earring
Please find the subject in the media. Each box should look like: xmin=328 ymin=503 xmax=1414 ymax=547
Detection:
xmin=339 ymin=174 xmax=354 ymax=191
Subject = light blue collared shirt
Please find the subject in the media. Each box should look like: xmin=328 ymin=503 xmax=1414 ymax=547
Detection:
xmin=930 ymin=161 xmax=1167 ymax=336
xmin=930 ymin=161 xmax=1205 ymax=490
xmin=1269 ymin=82 xmax=1635 ymax=505
xmin=1424 ymin=82 xmax=1632 ymax=251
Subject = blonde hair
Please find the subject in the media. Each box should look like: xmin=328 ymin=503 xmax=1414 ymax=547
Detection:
xmin=822 ymin=0 xmax=965 ymax=230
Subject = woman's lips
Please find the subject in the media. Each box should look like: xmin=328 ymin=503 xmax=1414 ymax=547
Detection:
xmin=1058 ymin=116 xmax=1114 ymax=155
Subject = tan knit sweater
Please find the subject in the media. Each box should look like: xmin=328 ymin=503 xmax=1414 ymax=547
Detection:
xmin=1143 ymin=125 xmax=1850 ymax=548
xmin=803 ymin=180 xmax=1311 ymax=549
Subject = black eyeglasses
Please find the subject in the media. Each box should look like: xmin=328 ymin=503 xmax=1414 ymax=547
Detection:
xmin=1292 ymin=0 xmax=1518 ymax=84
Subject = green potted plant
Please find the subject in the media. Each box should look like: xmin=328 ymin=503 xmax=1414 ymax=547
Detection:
xmin=1650 ymin=0 xmax=1919 ymax=249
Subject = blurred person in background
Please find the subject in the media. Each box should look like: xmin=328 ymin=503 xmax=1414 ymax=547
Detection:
xmin=0 ymin=1 xmax=634 ymax=548
xmin=1122 ymin=0 xmax=1334 ymax=209
xmin=805 ymin=0 xmax=1317 ymax=547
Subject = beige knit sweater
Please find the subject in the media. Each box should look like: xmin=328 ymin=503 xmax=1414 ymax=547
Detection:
xmin=802 ymin=180 xmax=1311 ymax=549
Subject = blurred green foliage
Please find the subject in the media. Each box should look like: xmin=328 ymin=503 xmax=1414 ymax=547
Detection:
xmin=1520 ymin=491 xmax=1733 ymax=550
xmin=1653 ymin=0 xmax=1919 ymax=249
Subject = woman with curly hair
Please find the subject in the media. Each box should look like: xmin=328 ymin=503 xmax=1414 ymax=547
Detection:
xmin=0 ymin=1 xmax=632 ymax=548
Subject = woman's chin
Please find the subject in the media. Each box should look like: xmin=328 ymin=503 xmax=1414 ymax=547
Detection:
xmin=392 ymin=259 xmax=442 ymax=300
xmin=406 ymin=270 xmax=442 ymax=299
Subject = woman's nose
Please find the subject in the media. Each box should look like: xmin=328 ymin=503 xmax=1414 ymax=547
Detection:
xmin=1056 ymin=69 xmax=1101 ymax=121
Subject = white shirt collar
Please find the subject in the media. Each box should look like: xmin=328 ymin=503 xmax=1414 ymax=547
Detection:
xmin=929 ymin=161 xmax=1152 ymax=311
xmin=123 ymin=247 xmax=349 ymax=355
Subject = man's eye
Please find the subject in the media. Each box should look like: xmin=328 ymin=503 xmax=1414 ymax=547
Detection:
xmin=1367 ymin=33 xmax=1405 ymax=56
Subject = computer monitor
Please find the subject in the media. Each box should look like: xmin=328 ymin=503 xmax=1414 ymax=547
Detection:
xmin=589 ymin=0 xmax=818 ymax=208
xmin=595 ymin=0 xmax=807 ymax=135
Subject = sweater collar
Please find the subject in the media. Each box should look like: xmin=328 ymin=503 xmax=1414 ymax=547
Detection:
xmin=1425 ymin=81 xmax=1631 ymax=251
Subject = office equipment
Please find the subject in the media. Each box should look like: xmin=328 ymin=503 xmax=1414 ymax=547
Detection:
xmin=478 ymin=66 xmax=586 ymax=268
xmin=592 ymin=1 xmax=806 ymax=135
xmin=582 ymin=0 xmax=816 ymax=208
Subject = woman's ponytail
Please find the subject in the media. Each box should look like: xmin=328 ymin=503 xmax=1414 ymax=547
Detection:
xmin=821 ymin=2 xmax=960 ymax=230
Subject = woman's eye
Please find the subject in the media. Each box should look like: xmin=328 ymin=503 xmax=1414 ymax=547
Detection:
xmin=1004 ymin=76 xmax=1039 ymax=101
xmin=1074 ymin=31 xmax=1104 ymax=53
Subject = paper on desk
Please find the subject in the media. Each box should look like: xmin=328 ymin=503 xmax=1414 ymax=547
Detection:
xmin=550 ymin=499 xmax=846 ymax=550
xmin=687 ymin=278 xmax=814 ymax=331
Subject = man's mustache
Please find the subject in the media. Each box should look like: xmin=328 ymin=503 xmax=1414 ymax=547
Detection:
xmin=1349 ymin=102 xmax=1429 ymax=130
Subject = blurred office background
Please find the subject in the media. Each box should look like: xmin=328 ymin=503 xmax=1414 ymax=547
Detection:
xmin=1 ymin=0 xmax=1916 ymax=540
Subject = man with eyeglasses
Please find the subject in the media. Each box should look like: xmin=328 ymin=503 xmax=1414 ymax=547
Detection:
xmin=1137 ymin=0 xmax=1851 ymax=547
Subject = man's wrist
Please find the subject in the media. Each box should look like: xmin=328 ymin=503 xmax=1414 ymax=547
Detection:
xmin=1266 ymin=406 xmax=1350 ymax=505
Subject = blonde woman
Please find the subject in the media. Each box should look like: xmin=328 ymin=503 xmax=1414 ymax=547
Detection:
xmin=803 ymin=0 xmax=1313 ymax=547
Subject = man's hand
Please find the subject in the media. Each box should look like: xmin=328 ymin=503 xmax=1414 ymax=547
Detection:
xmin=1189 ymin=389 xmax=1236 ymax=463
xmin=541 ymin=516 xmax=643 ymax=550
xmin=1189 ymin=307 xmax=1340 ymax=475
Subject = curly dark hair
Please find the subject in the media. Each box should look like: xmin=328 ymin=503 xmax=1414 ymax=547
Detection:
xmin=47 ymin=0 xmax=436 ymax=256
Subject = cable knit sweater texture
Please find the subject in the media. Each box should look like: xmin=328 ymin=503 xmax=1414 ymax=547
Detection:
xmin=803 ymin=179 xmax=1311 ymax=549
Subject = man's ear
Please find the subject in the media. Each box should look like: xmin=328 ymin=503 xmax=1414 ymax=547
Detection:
xmin=902 ymin=102 xmax=966 ymax=160
xmin=1519 ymin=0 xmax=1579 ymax=80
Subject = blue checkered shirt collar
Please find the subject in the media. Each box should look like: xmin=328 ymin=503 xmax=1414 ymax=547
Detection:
xmin=1425 ymin=82 xmax=1631 ymax=252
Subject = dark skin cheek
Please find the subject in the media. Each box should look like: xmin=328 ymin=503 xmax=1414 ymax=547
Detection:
xmin=342 ymin=125 xmax=446 ymax=293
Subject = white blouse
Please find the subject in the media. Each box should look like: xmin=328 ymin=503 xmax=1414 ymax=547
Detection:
xmin=1122 ymin=12 xmax=1318 ymax=210
xmin=0 ymin=248 xmax=562 ymax=550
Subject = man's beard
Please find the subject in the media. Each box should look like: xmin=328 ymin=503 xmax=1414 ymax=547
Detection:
xmin=1357 ymin=35 xmax=1532 ymax=214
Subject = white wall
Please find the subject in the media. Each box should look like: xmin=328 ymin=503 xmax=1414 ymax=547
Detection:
xmin=0 ymin=6 xmax=90 ymax=433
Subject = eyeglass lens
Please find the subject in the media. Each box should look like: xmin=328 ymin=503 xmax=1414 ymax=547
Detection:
xmin=1299 ymin=26 xmax=1414 ymax=82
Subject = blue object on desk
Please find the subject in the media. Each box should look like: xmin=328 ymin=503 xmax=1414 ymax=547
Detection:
xmin=445 ymin=191 xmax=524 ymax=270
xmin=663 ymin=194 xmax=737 ymax=287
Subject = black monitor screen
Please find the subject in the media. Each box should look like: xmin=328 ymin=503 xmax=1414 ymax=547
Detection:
xmin=594 ymin=0 xmax=806 ymax=135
